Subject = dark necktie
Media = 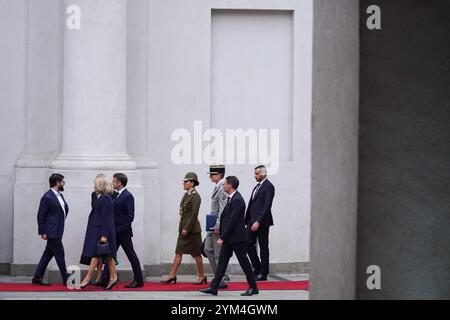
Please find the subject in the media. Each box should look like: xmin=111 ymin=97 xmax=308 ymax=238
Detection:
xmin=252 ymin=183 xmax=261 ymax=200
xmin=59 ymin=193 xmax=67 ymax=218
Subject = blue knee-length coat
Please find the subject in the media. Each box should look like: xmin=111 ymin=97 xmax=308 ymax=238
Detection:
xmin=81 ymin=192 xmax=116 ymax=261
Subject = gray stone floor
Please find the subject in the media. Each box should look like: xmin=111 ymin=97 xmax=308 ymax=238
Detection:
xmin=0 ymin=274 xmax=309 ymax=300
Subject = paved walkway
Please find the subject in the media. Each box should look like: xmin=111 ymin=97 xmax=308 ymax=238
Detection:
xmin=0 ymin=274 xmax=309 ymax=300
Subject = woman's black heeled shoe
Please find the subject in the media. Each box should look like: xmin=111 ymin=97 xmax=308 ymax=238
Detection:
xmin=104 ymin=279 xmax=119 ymax=291
xmin=80 ymin=282 xmax=91 ymax=289
xmin=160 ymin=276 xmax=177 ymax=284
xmin=193 ymin=276 xmax=207 ymax=285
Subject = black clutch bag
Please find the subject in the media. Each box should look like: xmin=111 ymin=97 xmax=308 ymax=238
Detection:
xmin=97 ymin=241 xmax=111 ymax=257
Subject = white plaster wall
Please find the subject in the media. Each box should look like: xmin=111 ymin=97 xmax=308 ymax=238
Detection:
xmin=16 ymin=0 xmax=62 ymax=167
xmin=0 ymin=0 xmax=27 ymax=264
xmin=146 ymin=0 xmax=312 ymax=265
xmin=2 ymin=0 xmax=313 ymax=270
xmin=5 ymin=0 xmax=63 ymax=268
xmin=127 ymin=0 xmax=150 ymax=163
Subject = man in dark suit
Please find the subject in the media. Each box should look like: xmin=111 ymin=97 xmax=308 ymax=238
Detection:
xmin=32 ymin=173 xmax=69 ymax=286
xmin=245 ymin=165 xmax=275 ymax=281
xmin=101 ymin=173 xmax=144 ymax=288
xmin=199 ymin=176 xmax=258 ymax=296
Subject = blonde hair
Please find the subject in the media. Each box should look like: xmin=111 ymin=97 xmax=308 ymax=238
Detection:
xmin=93 ymin=174 xmax=113 ymax=195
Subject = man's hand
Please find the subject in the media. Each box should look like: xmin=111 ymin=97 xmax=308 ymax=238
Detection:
xmin=40 ymin=234 xmax=48 ymax=240
xmin=251 ymin=221 xmax=260 ymax=232
xmin=181 ymin=229 xmax=188 ymax=236
xmin=216 ymin=239 xmax=223 ymax=247
xmin=213 ymin=227 xmax=219 ymax=234
xmin=100 ymin=236 xmax=108 ymax=243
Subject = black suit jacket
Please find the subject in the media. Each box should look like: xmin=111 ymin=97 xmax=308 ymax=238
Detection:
xmin=245 ymin=179 xmax=275 ymax=227
xmin=37 ymin=189 xmax=69 ymax=239
xmin=113 ymin=188 xmax=135 ymax=237
xmin=219 ymin=191 xmax=248 ymax=244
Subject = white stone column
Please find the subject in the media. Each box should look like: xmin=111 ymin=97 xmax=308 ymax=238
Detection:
xmin=13 ymin=0 xmax=158 ymax=280
xmin=51 ymin=0 xmax=135 ymax=170
xmin=15 ymin=0 xmax=62 ymax=168
xmin=127 ymin=0 xmax=157 ymax=169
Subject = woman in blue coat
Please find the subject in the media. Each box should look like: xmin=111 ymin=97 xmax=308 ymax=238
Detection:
xmin=79 ymin=174 xmax=118 ymax=290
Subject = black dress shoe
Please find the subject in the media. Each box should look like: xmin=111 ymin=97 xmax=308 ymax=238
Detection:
xmin=199 ymin=287 xmax=218 ymax=296
xmin=255 ymin=274 xmax=267 ymax=281
xmin=32 ymin=277 xmax=51 ymax=286
xmin=240 ymin=288 xmax=259 ymax=296
xmin=125 ymin=281 xmax=144 ymax=288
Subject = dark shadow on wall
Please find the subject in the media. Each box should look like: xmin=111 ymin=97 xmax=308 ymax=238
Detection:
xmin=358 ymin=0 xmax=450 ymax=299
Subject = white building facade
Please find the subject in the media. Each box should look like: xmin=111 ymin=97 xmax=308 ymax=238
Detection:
xmin=0 ymin=0 xmax=318 ymax=279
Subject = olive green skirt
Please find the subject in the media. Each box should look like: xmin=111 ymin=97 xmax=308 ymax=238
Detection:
xmin=175 ymin=232 xmax=202 ymax=256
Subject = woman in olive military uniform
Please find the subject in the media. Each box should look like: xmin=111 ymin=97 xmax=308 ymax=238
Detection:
xmin=161 ymin=172 xmax=207 ymax=285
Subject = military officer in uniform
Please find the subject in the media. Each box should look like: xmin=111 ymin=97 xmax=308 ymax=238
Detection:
xmin=204 ymin=165 xmax=230 ymax=288
xmin=161 ymin=172 xmax=207 ymax=285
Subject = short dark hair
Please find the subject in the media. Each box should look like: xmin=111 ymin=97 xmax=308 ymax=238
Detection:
xmin=254 ymin=165 xmax=268 ymax=175
xmin=225 ymin=176 xmax=239 ymax=190
xmin=49 ymin=173 xmax=64 ymax=188
xmin=113 ymin=173 xmax=128 ymax=187
xmin=219 ymin=172 xmax=225 ymax=179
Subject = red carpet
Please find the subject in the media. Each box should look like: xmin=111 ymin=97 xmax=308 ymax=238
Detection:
xmin=0 ymin=281 xmax=308 ymax=292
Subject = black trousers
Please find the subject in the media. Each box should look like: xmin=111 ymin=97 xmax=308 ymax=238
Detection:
xmin=34 ymin=238 xmax=68 ymax=281
xmin=102 ymin=230 xmax=143 ymax=283
xmin=247 ymin=225 xmax=270 ymax=276
xmin=210 ymin=241 xmax=257 ymax=291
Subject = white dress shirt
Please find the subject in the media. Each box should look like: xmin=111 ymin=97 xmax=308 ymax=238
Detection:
xmin=51 ymin=188 xmax=66 ymax=218
xmin=116 ymin=187 xmax=127 ymax=199
xmin=227 ymin=190 xmax=237 ymax=201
